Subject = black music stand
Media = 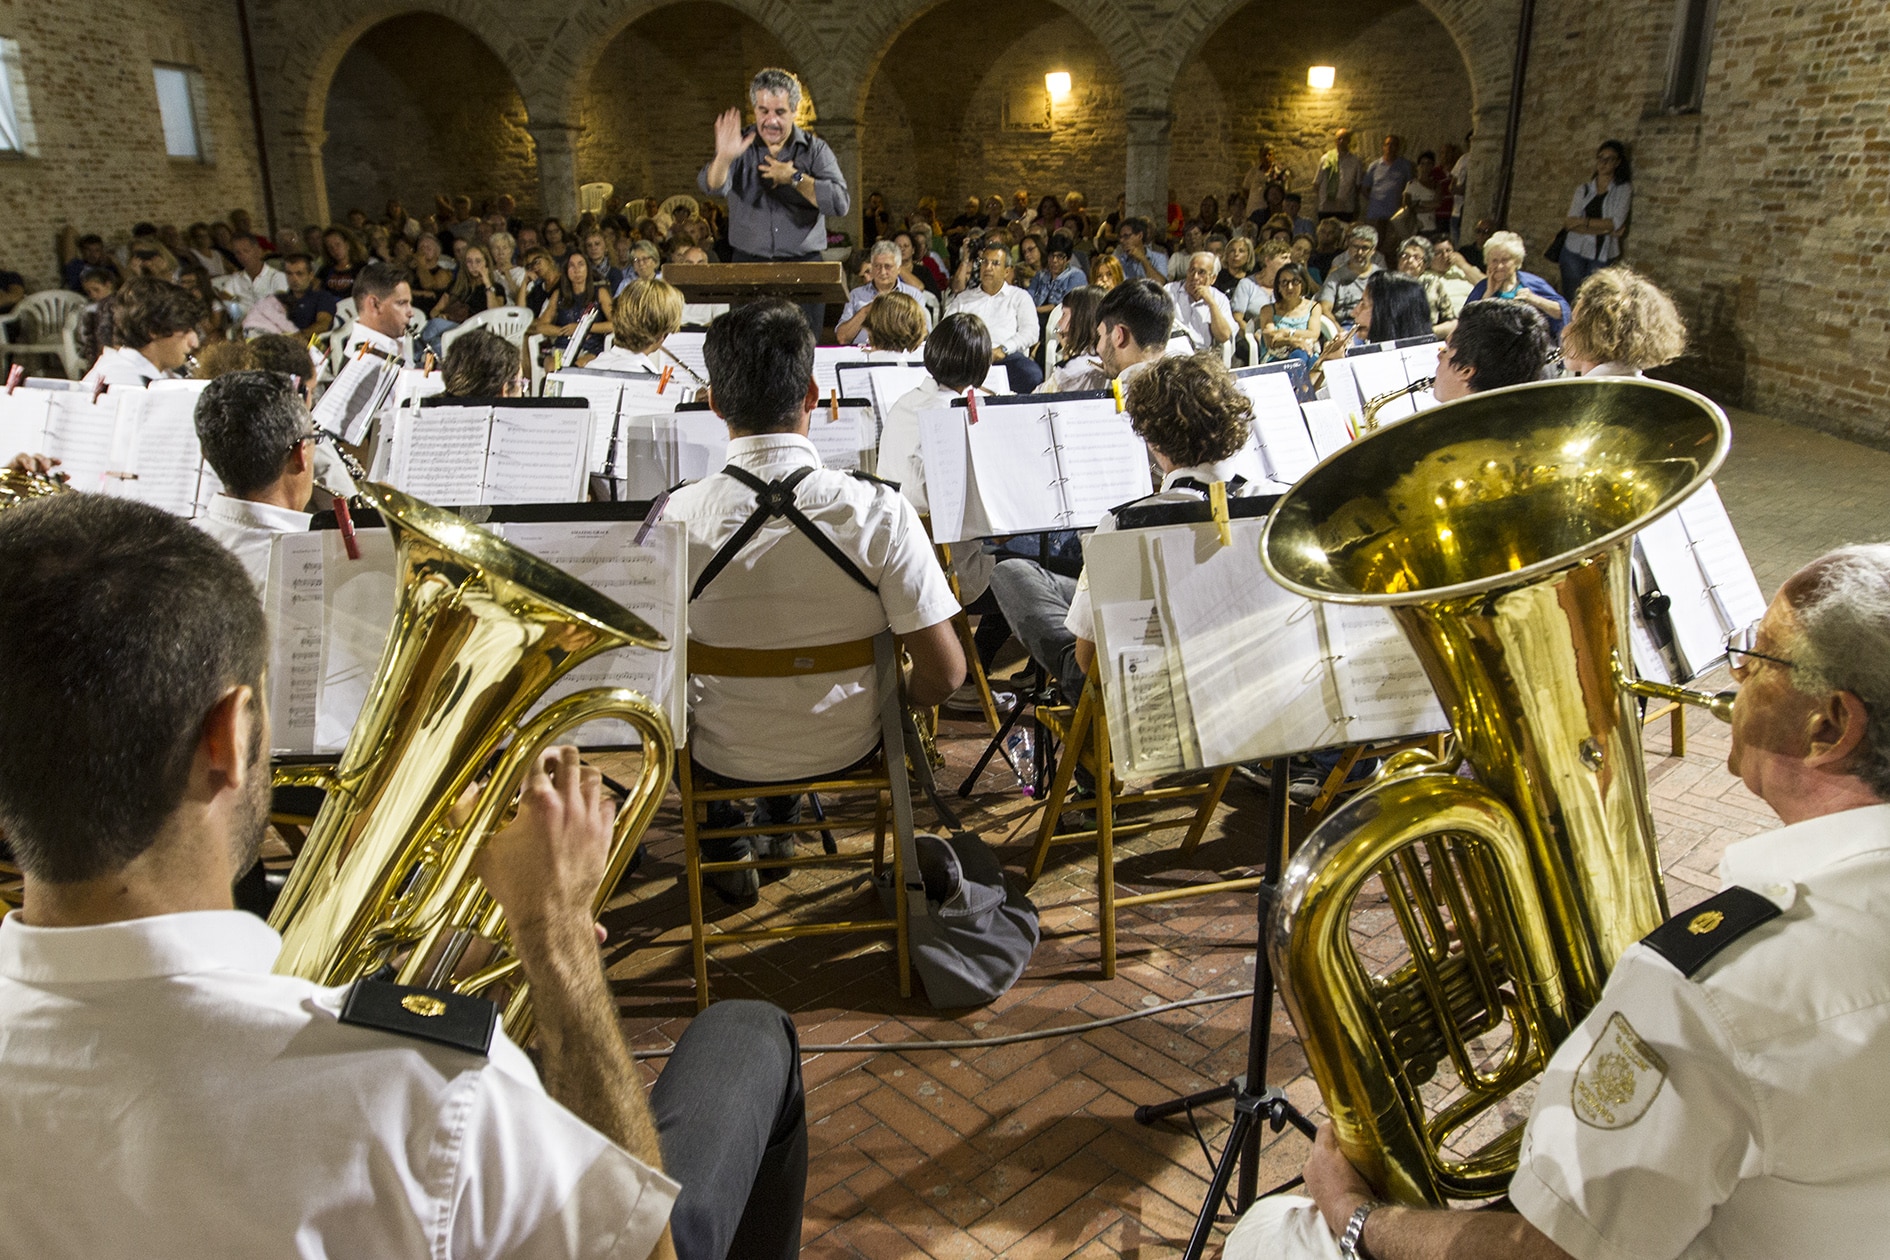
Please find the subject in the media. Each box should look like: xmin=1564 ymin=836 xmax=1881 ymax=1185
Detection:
xmin=1133 ymin=757 xmax=1318 ymax=1259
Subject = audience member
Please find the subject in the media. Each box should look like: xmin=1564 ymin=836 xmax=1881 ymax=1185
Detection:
xmin=409 ymin=234 xmax=454 ymax=315
xmin=59 ymin=231 xmax=122 ymax=292
xmin=317 ymin=227 xmax=366 ymax=298
xmin=1216 ymin=236 xmax=1255 ymax=298
xmin=1560 ymin=265 xmax=1686 ymax=377
xmin=212 ymin=234 xmax=286 ymax=320
xmin=1363 ymin=134 xmax=1414 ymax=241
xmin=1312 ymin=129 xmax=1367 ymax=221
xmin=1318 ymin=223 xmax=1383 ymax=328
xmin=1352 ymin=271 xmax=1434 ymax=343
xmin=1432 ymin=299 xmax=1556 ymax=400
xmin=1403 ymin=151 xmax=1442 ymax=235
xmin=1396 ymin=237 xmax=1459 ymax=332
xmin=243 ymin=254 xmax=336 ymax=340
xmin=1166 ymin=252 xmax=1238 ymax=351
xmin=530 ymin=252 xmax=610 ymax=362
xmin=1089 ymin=253 xmax=1125 ymax=292
xmin=0 ymin=264 xmax=27 ymax=315
xmin=1559 ymin=139 xmax=1633 ymax=296
xmin=836 ymin=241 xmax=926 ymax=347
xmin=1115 ymin=216 xmax=1168 ymax=281
xmin=81 ymin=278 xmax=202 ymax=390
xmin=177 ymin=265 xmax=231 ymax=346
xmin=1308 ymin=218 xmax=1346 ymax=281
xmin=1467 ymin=230 xmax=1571 ymax=336
xmin=1255 ymin=262 xmax=1330 ymax=370
xmin=947 ymin=238 xmax=1043 ymax=391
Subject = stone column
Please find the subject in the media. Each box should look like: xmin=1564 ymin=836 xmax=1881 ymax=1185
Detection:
xmin=528 ymin=122 xmax=583 ymax=225
xmin=818 ymin=116 xmax=863 ymax=248
xmin=1124 ymin=108 xmax=1174 ymax=221
xmin=274 ymin=128 xmax=330 ymax=232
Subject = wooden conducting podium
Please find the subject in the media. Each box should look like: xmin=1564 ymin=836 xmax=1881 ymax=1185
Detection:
xmin=663 ymin=261 xmax=850 ymax=307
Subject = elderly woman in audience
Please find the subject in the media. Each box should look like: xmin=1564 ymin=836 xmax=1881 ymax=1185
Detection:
xmin=1397 ymin=237 xmax=1460 ymax=334
xmin=318 ymin=227 xmax=366 ymax=298
xmin=863 ymin=291 xmax=928 ymax=354
xmin=1256 ymin=262 xmax=1332 ymax=369
xmin=626 ymin=240 xmax=661 ymax=287
xmin=1215 ymin=236 xmax=1256 ymax=299
xmin=1352 ymin=271 xmax=1435 ymax=344
xmin=487 ymin=231 xmax=526 ymax=304
xmin=587 ymin=278 xmax=689 ymax=378
xmin=1041 ymin=284 xmax=1106 ymax=393
xmin=1559 ymin=265 xmax=1686 ymax=377
xmin=1467 ymin=229 xmax=1571 ymax=336
xmin=435 ymin=329 xmax=524 ymax=400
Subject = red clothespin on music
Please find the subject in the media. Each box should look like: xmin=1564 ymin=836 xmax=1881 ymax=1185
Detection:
xmin=5 ymin=365 xmax=22 ymax=394
xmin=332 ymin=497 xmax=362 ymax=561
xmin=828 ymin=389 xmax=839 ymax=421
xmin=965 ymin=388 xmax=980 ymax=424
xmin=657 ymin=364 xmax=673 ymax=395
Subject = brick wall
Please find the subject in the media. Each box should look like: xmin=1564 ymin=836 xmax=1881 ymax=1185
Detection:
xmin=321 ymin=14 xmax=538 ymax=224
xmin=0 ymin=0 xmax=264 ymax=291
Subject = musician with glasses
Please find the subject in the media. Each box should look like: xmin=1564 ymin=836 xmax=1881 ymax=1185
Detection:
xmin=1227 ymin=542 xmax=1890 ymax=1260
xmin=192 ymin=369 xmax=318 ymax=592
xmin=0 ymin=495 xmax=810 ymax=1260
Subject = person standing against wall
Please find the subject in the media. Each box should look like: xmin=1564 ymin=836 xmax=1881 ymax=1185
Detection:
xmin=1558 ymin=140 xmax=1633 ymax=297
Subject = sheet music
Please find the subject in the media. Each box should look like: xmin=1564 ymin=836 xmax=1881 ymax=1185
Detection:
xmin=672 ymin=410 xmax=730 ymax=483
xmin=1319 ymin=356 xmax=1365 ymax=418
xmin=1322 ymin=604 xmax=1446 ymax=738
xmin=391 ymin=405 xmax=490 ymax=504
xmin=1628 ymin=605 xmax=1674 ymax=686
xmin=314 ymin=528 xmax=399 ymax=754
xmin=864 ymin=366 xmax=933 ymax=441
xmin=1637 ymin=509 xmax=1725 ymax=677
xmin=1676 ymin=482 xmax=1766 ymax=633
xmin=485 ymin=406 xmax=592 ymax=503
xmin=266 ymin=532 xmax=327 ymax=755
xmin=1398 ymin=342 xmax=1442 ymax=411
xmin=808 ymin=402 xmax=873 ymax=471
xmin=0 ymin=387 xmax=54 ymax=456
xmin=1049 ymin=402 xmax=1153 ymax=527
xmin=917 ymin=406 xmax=973 ymax=542
xmin=313 ymin=351 xmax=401 ymax=445
xmin=1347 ymin=351 xmax=1417 ymax=423
xmin=498 ymin=519 xmax=686 ymax=747
xmin=1237 ymin=369 xmax=1320 ymax=483
xmin=1101 ymin=596 xmax=1191 ymax=771
xmin=194 ymin=460 xmax=224 ymax=518
xmin=1300 ymin=399 xmax=1353 ymax=461
xmin=1152 ymin=526 xmax=1331 ymax=767
xmin=44 ymin=391 xmax=121 ymax=491
xmin=812 ymin=346 xmax=860 ymax=399
xmin=962 ymin=405 xmax=1061 ymax=529
xmin=116 ymin=383 xmax=208 ymax=516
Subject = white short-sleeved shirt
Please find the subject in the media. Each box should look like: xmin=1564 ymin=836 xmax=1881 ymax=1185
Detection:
xmin=80 ymin=345 xmax=166 ymax=391
xmin=0 ymin=910 xmax=677 ymax=1259
xmin=194 ymin=494 xmax=312 ymax=593
xmin=945 ymin=284 xmax=1040 ymax=358
xmin=1166 ymin=281 xmax=1236 ymax=349
xmin=1510 ymin=802 xmax=1890 ymax=1260
xmin=879 ymin=379 xmax=994 ymax=603
xmin=584 ymin=346 xmax=663 ymax=374
xmin=665 ymin=432 xmax=960 ymax=781
xmin=213 ymin=265 xmax=289 ymax=316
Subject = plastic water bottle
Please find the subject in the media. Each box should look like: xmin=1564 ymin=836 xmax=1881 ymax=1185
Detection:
xmin=1001 ymin=727 xmax=1036 ymax=796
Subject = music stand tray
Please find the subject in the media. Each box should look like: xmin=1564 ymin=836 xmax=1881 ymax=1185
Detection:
xmin=663 ymin=262 xmax=849 ymax=306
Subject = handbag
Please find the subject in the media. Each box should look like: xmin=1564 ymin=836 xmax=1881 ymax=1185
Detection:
xmin=1544 ymin=228 xmax=1569 ymax=264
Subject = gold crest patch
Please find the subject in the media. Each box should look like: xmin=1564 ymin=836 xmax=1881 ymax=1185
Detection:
xmin=1571 ymin=1012 xmax=1667 ymax=1129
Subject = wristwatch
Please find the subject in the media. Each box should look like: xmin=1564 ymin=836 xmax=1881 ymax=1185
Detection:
xmin=1338 ymin=1200 xmax=1386 ymax=1260
xmin=791 ymin=170 xmax=805 ymax=187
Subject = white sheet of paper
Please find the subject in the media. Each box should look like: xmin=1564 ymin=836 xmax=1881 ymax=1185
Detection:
xmin=962 ymin=404 xmax=1063 ymax=530
xmin=485 ymin=406 xmax=592 ymax=504
xmin=115 ymin=382 xmax=207 ymax=516
xmin=1153 ymin=525 xmax=1331 ymax=766
xmin=1049 ymin=401 xmax=1153 ymax=528
xmin=266 ymin=531 xmax=328 ymax=755
xmin=808 ymin=402 xmax=872 ymax=471
xmin=812 ymin=346 xmax=855 ymax=400
xmin=672 ymin=410 xmax=730 ymax=484
xmin=314 ymin=353 xmax=400 ymax=445
xmin=1323 ymin=603 xmax=1446 ymax=740
xmin=0 ymin=387 xmax=54 ymax=457
xmin=1238 ymin=370 xmax=1320 ymax=483
xmin=1320 ymin=356 xmax=1364 ymax=418
xmin=44 ymin=391 xmax=122 ymax=492
xmin=664 ymin=331 xmax=709 ymax=384
xmin=314 ymin=529 xmax=399 ymax=754
xmin=393 ymin=405 xmax=491 ymax=505
xmin=917 ymin=406 xmax=973 ymax=542
xmin=1637 ymin=509 xmax=1726 ymax=678
xmin=1347 ymin=351 xmax=1417 ymax=422
xmin=1399 ymin=342 xmax=1443 ymax=410
xmin=1300 ymin=399 xmax=1354 ymax=461
xmin=1676 ymin=482 xmax=1766 ymax=634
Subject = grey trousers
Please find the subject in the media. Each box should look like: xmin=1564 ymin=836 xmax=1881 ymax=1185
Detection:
xmin=988 ymin=557 xmax=1085 ymax=701
xmin=651 ymin=1000 xmax=807 ymax=1260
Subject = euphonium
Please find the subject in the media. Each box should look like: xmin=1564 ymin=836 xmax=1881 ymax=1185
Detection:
xmin=0 ymin=468 xmax=71 ymax=511
xmin=1259 ymin=377 xmax=1731 ymax=1204
xmin=269 ymin=479 xmax=674 ymax=1036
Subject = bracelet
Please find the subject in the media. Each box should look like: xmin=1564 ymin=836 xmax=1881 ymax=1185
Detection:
xmin=1338 ymin=1199 xmax=1387 ymax=1260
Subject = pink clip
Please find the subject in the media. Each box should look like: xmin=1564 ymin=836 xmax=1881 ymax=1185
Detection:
xmin=91 ymin=378 xmax=109 ymax=403
xmin=965 ymin=390 xmax=980 ymax=424
xmin=5 ymin=365 xmax=22 ymax=394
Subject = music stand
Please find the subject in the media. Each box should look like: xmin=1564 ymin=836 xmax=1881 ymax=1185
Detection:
xmin=1133 ymin=757 xmax=1318 ymax=1259
xmin=662 ymin=262 xmax=849 ymax=307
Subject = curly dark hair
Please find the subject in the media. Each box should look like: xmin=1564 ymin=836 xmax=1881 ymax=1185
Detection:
xmin=1123 ymin=351 xmax=1252 ymax=467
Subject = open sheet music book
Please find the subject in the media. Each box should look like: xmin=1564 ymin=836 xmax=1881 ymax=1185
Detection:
xmin=601 ymin=402 xmax=729 ymax=499
xmin=807 ymin=399 xmax=876 ymax=472
xmin=265 ymin=514 xmax=687 ymax=755
xmin=1082 ymin=513 xmax=1447 ymax=775
xmin=917 ymin=390 xmax=1152 ymax=543
xmin=1229 ymin=363 xmax=1320 ymax=486
xmin=385 ymin=396 xmax=593 ymax=505
xmin=1633 ymin=481 xmax=1767 ymax=681
xmin=1321 ymin=337 xmax=1441 ymax=425
xmin=368 ymin=370 xmax=447 ymax=479
xmin=313 ymin=348 xmax=403 ymax=445
xmin=0 ymin=377 xmax=219 ymax=513
xmin=545 ymin=367 xmax=687 ymax=482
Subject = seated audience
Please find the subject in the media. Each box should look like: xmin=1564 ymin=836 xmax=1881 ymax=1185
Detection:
xmin=1167 ymin=251 xmax=1238 ymax=350
xmin=317 ymin=226 xmax=366 ymax=298
xmin=1352 ymin=271 xmax=1435 ymax=343
xmin=862 ymin=291 xmax=927 ymax=353
xmin=212 ymin=234 xmax=286 ymax=320
xmin=1089 ymin=253 xmax=1125 ymax=292
xmin=408 ymin=234 xmax=454 ymax=316
xmin=1226 ymin=543 xmax=1890 ymax=1260
xmin=1115 ymin=216 xmax=1169 ymax=281
xmin=487 ymin=231 xmax=527 ymax=304
xmin=665 ymin=299 xmax=964 ymax=905
xmin=1432 ymin=299 xmax=1556 ymax=400
xmin=1560 ymin=265 xmax=1687 ymax=377
xmin=1042 ymin=284 xmax=1107 ymax=393
xmin=191 ymin=369 xmax=316 ymax=589
xmin=0 ymin=492 xmax=810 ymax=1260
xmin=1257 ymin=263 xmax=1331 ymax=370
xmin=1216 ymin=236 xmax=1256 ymax=298
xmin=836 ymin=241 xmax=926 ymax=347
xmin=1466 ymin=230 xmax=1570 ymax=337
xmin=60 ymin=231 xmax=123 ymax=292
xmin=1395 ymin=236 xmax=1459 ymax=332
xmin=588 ymin=278 xmax=689 ymax=377
xmin=243 ymin=254 xmax=337 ymax=340
xmin=0 ymin=264 xmax=23 ymax=315
xmin=1318 ymin=223 xmax=1383 ymax=329
xmin=530 ymin=252 xmax=610 ymax=363
xmin=947 ymin=238 xmax=1043 ymax=392
xmin=422 ymin=244 xmax=510 ymax=359
xmin=177 ymin=265 xmax=230 ymax=346
xmin=82 ymin=278 xmax=203 ymax=390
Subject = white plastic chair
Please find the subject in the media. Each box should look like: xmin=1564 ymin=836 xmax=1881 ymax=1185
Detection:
xmin=659 ymin=194 xmax=700 ymax=221
xmin=579 ymin=182 xmax=616 ymax=215
xmin=440 ymin=305 xmax=536 ymax=355
xmin=622 ymin=198 xmax=652 ymax=223
xmin=0 ymin=290 xmax=87 ymax=376
xmin=59 ymin=307 xmax=87 ymax=380
xmin=1041 ymin=300 xmax=1063 ymax=372
xmin=919 ymin=289 xmax=942 ymax=332
xmin=323 ymin=298 xmax=358 ymax=374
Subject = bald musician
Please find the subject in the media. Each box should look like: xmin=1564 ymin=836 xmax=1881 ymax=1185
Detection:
xmin=0 ymin=495 xmax=807 ymax=1259
xmin=1226 ymin=543 xmax=1890 ymax=1260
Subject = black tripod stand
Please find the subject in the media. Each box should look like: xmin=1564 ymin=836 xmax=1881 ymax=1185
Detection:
xmin=1133 ymin=757 xmax=1318 ymax=1259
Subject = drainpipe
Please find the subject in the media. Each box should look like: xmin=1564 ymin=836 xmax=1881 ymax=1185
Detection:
xmin=1491 ymin=0 xmax=1537 ymax=226
xmin=234 ymin=0 xmax=280 ymax=237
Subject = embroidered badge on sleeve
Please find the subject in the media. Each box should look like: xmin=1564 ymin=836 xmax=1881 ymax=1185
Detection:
xmin=1571 ymin=1011 xmax=1668 ymax=1129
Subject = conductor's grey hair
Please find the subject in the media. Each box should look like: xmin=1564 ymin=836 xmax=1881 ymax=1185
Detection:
xmin=1786 ymin=542 xmax=1890 ymax=798
xmin=749 ymin=68 xmax=802 ymax=113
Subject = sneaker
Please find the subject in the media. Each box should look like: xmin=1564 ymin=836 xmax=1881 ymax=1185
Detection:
xmin=1287 ymin=772 xmax=1326 ymax=807
xmin=755 ymin=833 xmax=795 ymax=884
xmin=703 ymin=839 xmax=760 ymax=907
xmin=942 ymin=683 xmax=1017 ymax=717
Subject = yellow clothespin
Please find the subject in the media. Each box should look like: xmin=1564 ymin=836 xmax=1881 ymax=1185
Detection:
xmin=828 ymin=389 xmax=839 ymax=421
xmin=1110 ymin=377 xmax=1124 ymax=413
xmin=1209 ymin=480 xmax=1232 ymax=549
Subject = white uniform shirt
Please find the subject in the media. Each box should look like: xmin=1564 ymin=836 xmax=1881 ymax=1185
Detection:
xmin=838 ymin=279 xmax=928 ymax=346
xmin=1165 ymin=280 xmax=1236 ymax=349
xmin=584 ymin=346 xmax=664 ymax=374
xmin=945 ymin=283 xmax=1040 ymax=357
xmin=194 ymin=494 xmax=312 ymax=593
xmin=213 ymin=264 xmax=289 ymax=317
xmin=1511 ymin=801 xmax=1890 ymax=1260
xmin=80 ymin=345 xmax=165 ymax=391
xmin=0 ymin=910 xmax=677 ymax=1259
xmin=878 ymin=379 xmax=993 ymax=603
xmin=345 ymin=319 xmax=411 ymax=366
xmin=666 ymin=432 xmax=960 ymax=781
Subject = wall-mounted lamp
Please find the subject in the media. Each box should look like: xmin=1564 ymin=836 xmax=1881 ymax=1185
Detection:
xmin=1307 ymin=65 xmax=1336 ymax=90
xmin=1045 ymin=71 xmax=1072 ymax=101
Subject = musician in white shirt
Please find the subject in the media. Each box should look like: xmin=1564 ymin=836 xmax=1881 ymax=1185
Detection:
xmin=341 ymin=262 xmax=415 ymax=365
xmin=1558 ymin=265 xmax=1686 ymax=380
xmin=81 ymin=278 xmax=202 ymax=391
xmin=191 ymin=369 xmax=315 ymax=593
xmin=587 ymin=279 xmax=704 ymax=398
xmin=946 ymin=238 xmax=1043 ymax=392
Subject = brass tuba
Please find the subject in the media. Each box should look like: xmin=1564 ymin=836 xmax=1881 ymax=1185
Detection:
xmin=269 ymin=480 xmax=674 ymax=1036
xmin=1259 ymin=378 xmax=1732 ymax=1204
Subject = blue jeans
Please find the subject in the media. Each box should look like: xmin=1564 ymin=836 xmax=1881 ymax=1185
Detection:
xmin=998 ymin=349 xmax=1045 ymax=393
xmin=1557 ymin=248 xmax=1609 ymax=298
xmin=987 ymin=557 xmax=1083 ymax=701
xmin=420 ymin=316 xmax=458 ymax=361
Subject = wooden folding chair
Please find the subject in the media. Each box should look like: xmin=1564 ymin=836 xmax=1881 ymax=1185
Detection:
xmin=678 ymin=631 xmax=920 ymax=1009
xmin=930 ymin=532 xmax=1003 ymax=734
xmin=1642 ymin=697 xmax=1689 ymax=756
xmin=1023 ymin=675 xmax=1251 ymax=979
xmin=1297 ymin=733 xmax=1451 ymax=818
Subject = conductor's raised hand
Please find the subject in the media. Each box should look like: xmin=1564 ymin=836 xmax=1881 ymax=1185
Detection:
xmin=713 ymin=108 xmax=757 ymax=163
xmin=476 ymin=745 xmax=613 ymax=940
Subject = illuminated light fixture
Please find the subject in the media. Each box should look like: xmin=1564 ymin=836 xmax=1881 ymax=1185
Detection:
xmin=1045 ymin=71 xmax=1072 ymax=100
xmin=1307 ymin=65 xmax=1336 ymax=89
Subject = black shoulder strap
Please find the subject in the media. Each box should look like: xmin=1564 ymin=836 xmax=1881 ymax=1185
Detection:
xmin=1166 ymin=474 xmax=1249 ymax=497
xmin=337 ymin=978 xmax=497 ymax=1055
xmin=850 ymin=468 xmax=901 ymax=492
xmin=690 ymin=464 xmax=877 ymax=602
xmin=1639 ymin=885 xmax=1782 ymax=978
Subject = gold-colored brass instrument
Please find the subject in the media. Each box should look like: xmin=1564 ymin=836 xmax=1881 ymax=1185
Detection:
xmin=1259 ymin=377 xmax=1731 ymax=1204
xmin=0 ymin=467 xmax=72 ymax=511
xmin=1360 ymin=377 xmax=1437 ymax=432
xmin=269 ymin=479 xmax=674 ymax=1036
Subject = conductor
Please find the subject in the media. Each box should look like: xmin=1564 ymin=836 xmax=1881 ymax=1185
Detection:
xmin=699 ymin=68 xmax=849 ymax=329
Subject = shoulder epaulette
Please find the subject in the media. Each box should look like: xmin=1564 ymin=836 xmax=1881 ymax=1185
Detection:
xmin=849 ymin=468 xmax=901 ymax=492
xmin=338 ymin=978 xmax=497 ymax=1055
xmin=1639 ymin=885 xmax=1782 ymax=978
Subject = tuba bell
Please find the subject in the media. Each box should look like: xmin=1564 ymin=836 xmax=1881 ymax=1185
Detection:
xmin=1258 ymin=377 xmax=1731 ymax=1204
xmin=269 ymin=479 xmax=674 ymax=1036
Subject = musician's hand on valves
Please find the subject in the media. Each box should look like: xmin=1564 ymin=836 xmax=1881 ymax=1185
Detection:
xmin=712 ymin=107 xmax=755 ymax=165
xmin=1303 ymin=1123 xmax=1376 ymax=1238
xmin=476 ymin=745 xmax=614 ymax=944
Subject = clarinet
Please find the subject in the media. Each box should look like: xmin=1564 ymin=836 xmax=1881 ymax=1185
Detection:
xmin=601 ymin=410 xmax=623 ymax=502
